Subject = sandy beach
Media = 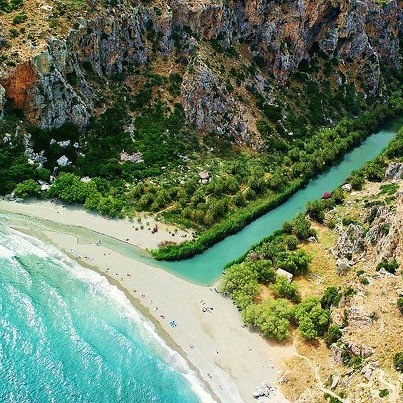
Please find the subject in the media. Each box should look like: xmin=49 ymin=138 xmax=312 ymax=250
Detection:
xmin=0 ymin=200 xmax=193 ymax=251
xmin=0 ymin=200 xmax=293 ymax=403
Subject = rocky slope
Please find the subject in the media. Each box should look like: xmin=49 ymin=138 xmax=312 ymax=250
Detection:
xmin=279 ymin=163 xmax=403 ymax=403
xmin=0 ymin=0 xmax=401 ymax=143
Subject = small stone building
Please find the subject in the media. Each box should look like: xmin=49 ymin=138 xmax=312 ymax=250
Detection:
xmin=276 ymin=268 xmax=293 ymax=282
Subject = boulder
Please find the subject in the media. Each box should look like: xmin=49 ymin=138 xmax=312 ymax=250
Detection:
xmin=330 ymin=343 xmax=344 ymax=364
xmin=348 ymin=308 xmax=375 ymax=328
xmin=336 ymin=258 xmax=353 ymax=275
xmin=341 ymin=183 xmax=352 ymax=192
xmin=57 ymin=155 xmax=71 ymax=167
xmin=361 ymin=361 xmax=379 ymax=381
xmin=330 ymin=374 xmax=340 ymax=390
xmin=384 ymin=163 xmax=403 ymax=181
xmin=333 ymin=224 xmax=364 ymax=262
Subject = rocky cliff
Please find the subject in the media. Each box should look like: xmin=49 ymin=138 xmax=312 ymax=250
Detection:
xmin=0 ymin=0 xmax=402 ymax=137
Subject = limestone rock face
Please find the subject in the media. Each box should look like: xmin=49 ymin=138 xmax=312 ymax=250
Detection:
xmin=0 ymin=84 xmax=5 ymax=120
xmin=333 ymin=223 xmax=364 ymax=261
xmin=0 ymin=0 xmax=401 ymax=129
xmin=181 ymin=59 xmax=250 ymax=145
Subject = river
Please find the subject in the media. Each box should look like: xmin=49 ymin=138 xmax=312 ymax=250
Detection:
xmin=2 ymin=116 xmax=402 ymax=285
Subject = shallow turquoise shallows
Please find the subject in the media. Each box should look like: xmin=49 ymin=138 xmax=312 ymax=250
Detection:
xmin=0 ymin=228 xmax=211 ymax=403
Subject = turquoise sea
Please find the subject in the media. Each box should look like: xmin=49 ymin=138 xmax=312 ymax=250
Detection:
xmin=0 ymin=226 xmax=212 ymax=403
xmin=0 ymin=116 xmax=401 ymax=402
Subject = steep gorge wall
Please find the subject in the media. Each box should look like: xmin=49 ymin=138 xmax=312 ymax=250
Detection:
xmin=0 ymin=0 xmax=401 ymax=130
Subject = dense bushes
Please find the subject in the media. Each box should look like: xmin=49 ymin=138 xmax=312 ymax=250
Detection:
xmin=243 ymin=299 xmax=292 ymax=341
xmin=152 ymin=180 xmax=304 ymax=260
xmin=293 ymin=297 xmax=330 ymax=339
xmin=48 ymin=173 xmax=125 ymax=218
xmin=220 ymin=228 xmax=339 ymax=342
xmin=13 ymin=179 xmax=41 ymax=199
xmin=219 ymin=262 xmax=260 ymax=309
xmin=271 ymin=276 xmax=301 ymax=302
xmin=0 ymin=0 xmax=23 ymax=12
xmin=158 ymin=92 xmax=402 ymax=258
xmin=321 ymin=287 xmax=341 ymax=310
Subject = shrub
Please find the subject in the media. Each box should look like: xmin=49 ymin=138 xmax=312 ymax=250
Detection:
xmin=323 ymin=325 xmax=342 ymax=346
xmin=271 ymin=276 xmax=301 ymax=302
xmin=292 ymin=213 xmax=312 ymax=240
xmin=307 ymin=200 xmax=326 ymax=222
xmin=275 ymin=250 xmax=312 ymax=276
xmin=397 ymin=297 xmax=403 ymax=315
xmin=12 ymin=13 xmax=27 ymax=24
xmin=393 ymin=352 xmax=403 ymax=372
xmin=376 ymin=258 xmax=399 ymax=274
xmin=220 ymin=262 xmax=260 ymax=309
xmin=286 ymin=235 xmax=298 ymax=251
xmin=14 ymin=179 xmax=41 ymax=199
xmin=379 ymin=389 xmax=389 ymax=398
xmin=293 ymin=297 xmax=330 ymax=339
xmin=49 ymin=173 xmax=93 ymax=204
xmin=282 ymin=221 xmax=293 ymax=234
xmin=321 ymin=287 xmax=341 ymax=309
xmin=350 ymin=171 xmax=365 ymax=190
xmin=242 ymin=298 xmax=292 ymax=341
xmin=253 ymin=260 xmax=276 ymax=284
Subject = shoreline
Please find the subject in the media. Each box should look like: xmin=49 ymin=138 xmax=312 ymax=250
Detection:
xmin=16 ymin=225 xmax=219 ymax=402
xmin=1 ymin=200 xmax=293 ymax=402
xmin=0 ymin=199 xmax=193 ymax=251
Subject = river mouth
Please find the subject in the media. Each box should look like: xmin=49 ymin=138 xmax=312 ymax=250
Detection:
xmin=1 ymin=116 xmax=402 ymax=286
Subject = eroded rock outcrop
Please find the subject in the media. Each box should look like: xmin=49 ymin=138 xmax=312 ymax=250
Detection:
xmin=385 ymin=163 xmax=403 ymax=181
xmin=181 ymin=58 xmax=250 ymax=144
xmin=0 ymin=0 xmax=401 ymax=129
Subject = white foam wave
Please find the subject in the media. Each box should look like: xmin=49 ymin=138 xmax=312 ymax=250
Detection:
xmin=3 ymin=229 xmax=49 ymax=259
xmin=2 ymin=229 xmax=216 ymax=402
xmin=0 ymin=244 xmax=15 ymax=259
xmin=61 ymin=260 xmax=217 ymax=402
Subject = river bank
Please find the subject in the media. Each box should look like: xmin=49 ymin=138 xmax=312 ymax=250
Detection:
xmin=0 ymin=203 xmax=293 ymax=403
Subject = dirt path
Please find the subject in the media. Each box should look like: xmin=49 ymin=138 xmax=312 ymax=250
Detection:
xmin=293 ymin=342 xmax=347 ymax=403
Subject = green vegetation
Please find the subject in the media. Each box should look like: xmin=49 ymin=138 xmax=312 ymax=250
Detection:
xmin=12 ymin=12 xmax=27 ymax=24
xmin=219 ymin=262 xmax=259 ymax=309
xmin=378 ymin=183 xmax=399 ymax=196
xmin=220 ymin=226 xmax=337 ymax=342
xmin=243 ymin=298 xmax=292 ymax=341
xmin=323 ymin=325 xmax=342 ymax=346
xmin=1 ymin=66 xmax=402 ymax=252
xmin=393 ymin=352 xmax=403 ymax=372
xmin=379 ymin=389 xmax=389 ymax=398
xmin=219 ymin=117 xmax=403 ymax=344
xmin=293 ymin=297 xmax=330 ymax=339
xmin=321 ymin=287 xmax=341 ymax=310
xmin=397 ymin=297 xmax=403 ymax=315
xmin=153 ymin=92 xmax=403 ymax=260
xmin=0 ymin=0 xmax=23 ymax=12
xmin=376 ymin=258 xmax=399 ymax=274
xmin=14 ymin=179 xmax=41 ymax=199
xmin=271 ymin=276 xmax=300 ymax=303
